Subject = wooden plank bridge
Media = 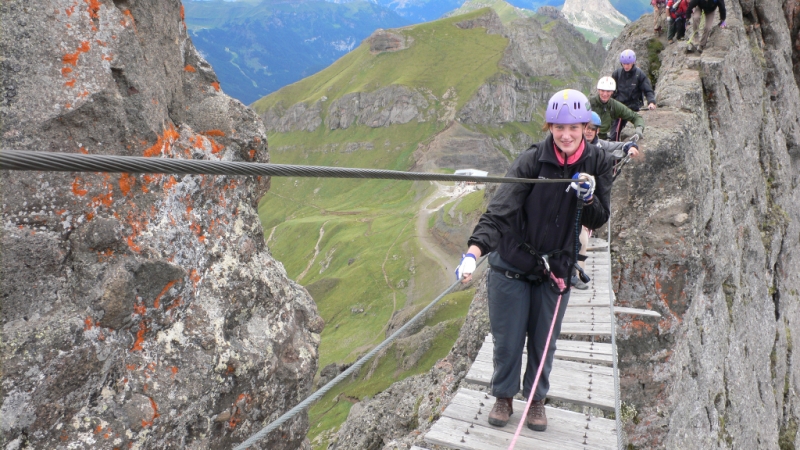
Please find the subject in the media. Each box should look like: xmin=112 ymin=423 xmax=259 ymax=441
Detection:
xmin=417 ymin=237 xmax=659 ymax=450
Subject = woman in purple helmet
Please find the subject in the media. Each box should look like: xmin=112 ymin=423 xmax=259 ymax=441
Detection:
xmin=610 ymin=49 xmax=656 ymax=141
xmin=454 ymin=89 xmax=613 ymax=432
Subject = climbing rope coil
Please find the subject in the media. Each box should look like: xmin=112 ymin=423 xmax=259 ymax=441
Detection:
xmin=1 ymin=149 xmax=625 ymax=449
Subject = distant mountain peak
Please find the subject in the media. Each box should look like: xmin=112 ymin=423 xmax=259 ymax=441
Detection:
xmin=560 ymin=0 xmax=628 ymax=43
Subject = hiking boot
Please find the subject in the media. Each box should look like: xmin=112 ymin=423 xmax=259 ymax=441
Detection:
xmin=697 ymin=45 xmax=704 ymax=54
xmin=571 ymin=275 xmax=589 ymax=290
xmin=668 ymin=38 xmax=674 ymax=44
xmin=526 ymin=399 xmax=547 ymax=431
xmin=488 ymin=398 xmax=514 ymax=427
xmin=686 ymin=43 xmax=695 ymax=53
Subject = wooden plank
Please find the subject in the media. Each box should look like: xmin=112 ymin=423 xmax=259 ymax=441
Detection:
xmin=464 ymin=360 xmax=615 ymax=410
xmin=424 ymin=389 xmax=617 ymax=450
xmin=560 ymin=321 xmax=611 ymax=336
xmin=476 ymin=339 xmax=613 ymax=366
xmin=614 ymin=306 xmax=662 ymax=317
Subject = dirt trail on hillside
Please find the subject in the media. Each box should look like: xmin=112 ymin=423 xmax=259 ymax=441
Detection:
xmin=415 ymin=182 xmax=468 ymax=283
xmin=297 ymin=221 xmax=329 ymax=282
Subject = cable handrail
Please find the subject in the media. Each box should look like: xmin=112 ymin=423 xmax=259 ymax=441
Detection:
xmin=0 ymin=150 xmax=579 ymax=185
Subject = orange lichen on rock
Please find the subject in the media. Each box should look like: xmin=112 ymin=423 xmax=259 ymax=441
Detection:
xmin=119 ymin=173 xmax=135 ymax=196
xmin=131 ymin=321 xmax=148 ymax=351
xmin=210 ymin=139 xmax=223 ymax=154
xmin=84 ymin=316 xmax=96 ymax=330
xmin=184 ymin=64 xmax=196 ymax=73
xmin=79 ymin=146 xmax=89 ymax=154
xmin=143 ymin=125 xmax=179 ymax=157
xmin=126 ymin=236 xmax=141 ymax=253
xmin=180 ymin=4 xmax=185 ymax=20
xmin=63 ymin=52 xmax=81 ymax=66
xmin=66 ymin=5 xmax=76 ymax=16
xmin=61 ymin=67 xmax=73 ymax=76
xmin=163 ymin=175 xmax=178 ymax=190
xmin=92 ymin=191 xmax=113 ymax=208
xmin=248 ymin=149 xmax=256 ymax=160
xmin=85 ymin=0 xmax=101 ymax=19
xmin=78 ymin=41 xmax=91 ymax=53
xmin=203 ymin=129 xmax=225 ymax=137
xmin=126 ymin=364 xmax=138 ymax=371
xmin=211 ymin=81 xmax=220 ymax=91
xmin=189 ymin=269 xmax=201 ymax=287
xmin=72 ymin=177 xmax=88 ymax=196
xmin=133 ymin=301 xmax=146 ymax=315
xmin=153 ymin=280 xmax=177 ymax=309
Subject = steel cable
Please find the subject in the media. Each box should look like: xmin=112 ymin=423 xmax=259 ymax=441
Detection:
xmin=0 ymin=150 xmax=577 ymax=185
xmin=233 ymin=257 xmax=487 ymax=450
xmin=607 ymin=219 xmax=624 ymax=449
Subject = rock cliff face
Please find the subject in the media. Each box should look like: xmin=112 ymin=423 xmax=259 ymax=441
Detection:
xmin=605 ymin=1 xmax=800 ymax=448
xmin=0 ymin=1 xmax=321 ymax=449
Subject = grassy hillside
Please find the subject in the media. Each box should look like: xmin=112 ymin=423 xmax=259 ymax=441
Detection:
xmin=252 ymin=9 xmax=509 ymax=114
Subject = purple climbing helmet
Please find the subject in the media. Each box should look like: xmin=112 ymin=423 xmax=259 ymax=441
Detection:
xmin=620 ymin=49 xmax=636 ymax=64
xmin=545 ymin=89 xmax=592 ymax=124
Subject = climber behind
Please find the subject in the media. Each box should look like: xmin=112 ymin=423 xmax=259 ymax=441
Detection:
xmin=609 ymin=50 xmax=656 ymax=141
xmin=667 ymin=0 xmax=691 ymax=43
xmin=652 ymin=0 xmax=667 ymax=34
xmin=685 ymin=0 xmax=727 ymax=53
xmin=590 ymin=76 xmax=645 ymax=141
xmin=454 ymin=89 xmax=612 ymax=432
xmin=571 ymin=111 xmax=639 ymax=289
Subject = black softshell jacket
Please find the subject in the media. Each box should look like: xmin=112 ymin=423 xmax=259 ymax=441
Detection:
xmin=687 ymin=0 xmax=726 ymax=22
xmin=468 ymin=135 xmax=613 ymax=279
xmin=611 ymin=66 xmax=656 ymax=111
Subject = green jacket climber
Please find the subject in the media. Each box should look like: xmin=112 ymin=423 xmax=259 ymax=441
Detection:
xmin=589 ymin=95 xmax=645 ymax=140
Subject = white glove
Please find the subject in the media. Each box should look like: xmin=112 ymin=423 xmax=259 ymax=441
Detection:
xmin=568 ymin=173 xmax=596 ymax=203
xmin=455 ymin=253 xmax=477 ymax=280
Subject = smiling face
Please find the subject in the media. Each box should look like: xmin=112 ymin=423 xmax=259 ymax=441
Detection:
xmin=598 ymin=89 xmax=613 ymax=103
xmin=550 ymin=123 xmax=585 ymax=155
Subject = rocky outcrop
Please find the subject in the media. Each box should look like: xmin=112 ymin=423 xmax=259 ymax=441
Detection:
xmin=413 ymin=122 xmax=510 ymax=175
xmin=604 ymin=3 xmax=800 ymax=448
xmin=455 ymin=8 xmax=506 ymax=35
xmin=537 ymin=6 xmax=565 ymax=21
xmin=457 ymin=16 xmax=605 ymax=126
xmin=262 ymin=101 xmax=323 ymax=133
xmin=329 ymin=276 xmax=490 ymax=449
xmin=367 ymin=29 xmax=412 ymax=54
xmin=326 ymin=85 xmax=432 ymax=130
xmin=0 ymin=1 xmax=321 ymax=449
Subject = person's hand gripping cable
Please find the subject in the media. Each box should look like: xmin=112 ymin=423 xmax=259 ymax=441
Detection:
xmin=455 ymin=252 xmax=477 ymax=283
xmin=568 ymin=173 xmax=596 ymax=203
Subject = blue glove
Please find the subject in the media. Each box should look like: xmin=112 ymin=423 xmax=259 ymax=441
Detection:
xmin=569 ymin=173 xmax=596 ymax=203
xmin=622 ymin=141 xmax=638 ymax=155
xmin=455 ymin=253 xmax=477 ymax=280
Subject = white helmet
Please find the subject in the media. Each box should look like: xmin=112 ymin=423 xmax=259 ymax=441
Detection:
xmin=597 ymin=76 xmax=616 ymax=91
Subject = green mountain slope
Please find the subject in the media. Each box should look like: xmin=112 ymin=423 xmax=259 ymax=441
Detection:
xmin=252 ymin=8 xmax=603 ymax=446
xmin=444 ymin=0 xmax=537 ymax=23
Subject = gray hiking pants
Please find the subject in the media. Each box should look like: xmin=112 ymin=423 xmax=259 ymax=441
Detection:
xmin=487 ymin=256 xmax=571 ymax=401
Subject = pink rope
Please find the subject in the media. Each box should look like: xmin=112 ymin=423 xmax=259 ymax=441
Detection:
xmin=507 ymin=274 xmax=566 ymax=450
